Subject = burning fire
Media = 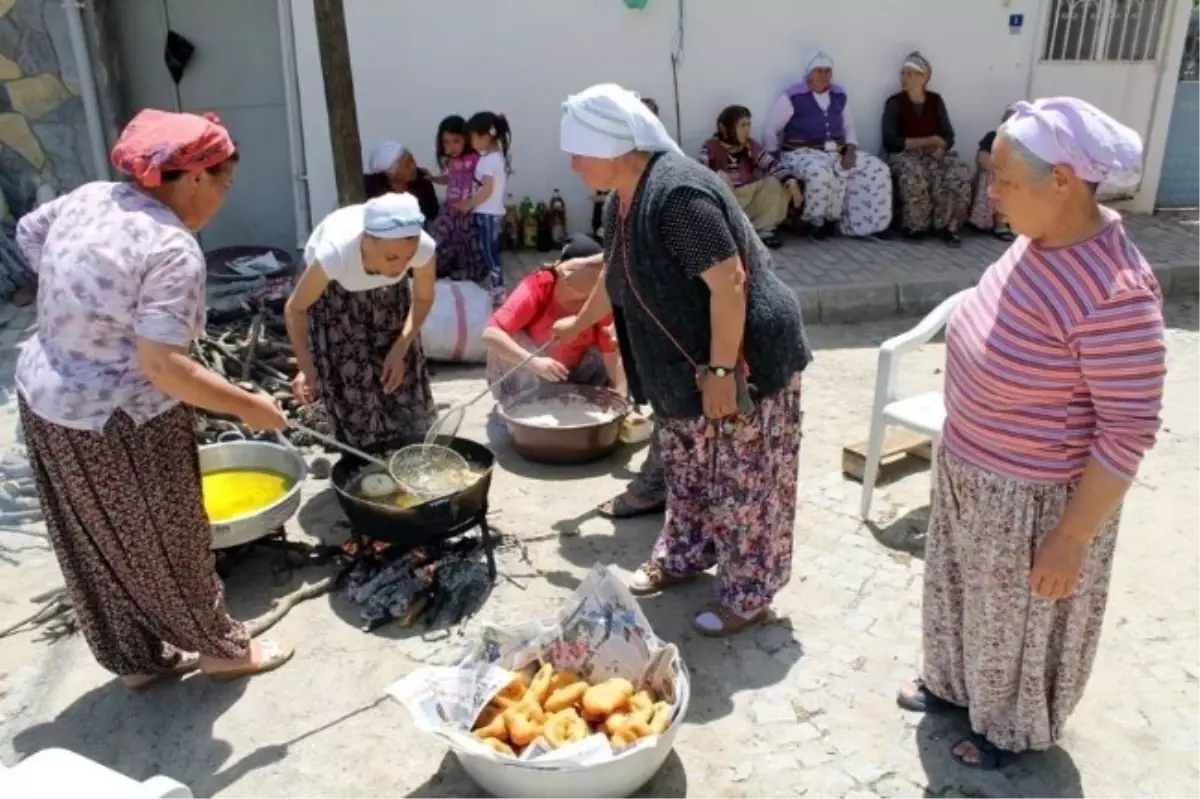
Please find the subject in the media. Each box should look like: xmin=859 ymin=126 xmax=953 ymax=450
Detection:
xmin=341 ymin=537 xmax=392 ymax=558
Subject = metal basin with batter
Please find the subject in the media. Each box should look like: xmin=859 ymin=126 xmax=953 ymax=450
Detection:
xmin=498 ymin=384 xmax=631 ymax=465
xmin=199 ymin=439 xmax=308 ymax=550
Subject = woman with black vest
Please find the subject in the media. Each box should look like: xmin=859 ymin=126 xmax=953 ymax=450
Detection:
xmin=554 ymin=83 xmax=812 ymax=637
xmin=880 ymin=52 xmax=972 ymax=246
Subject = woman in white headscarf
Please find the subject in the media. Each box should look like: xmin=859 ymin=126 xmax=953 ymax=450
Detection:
xmin=555 ymin=83 xmax=812 ymax=637
xmin=880 ymin=51 xmax=972 ymax=246
xmin=363 ymin=141 xmax=440 ymax=224
xmin=284 ymin=192 xmax=439 ymax=449
xmin=763 ymin=51 xmax=893 ymax=238
xmin=896 ymin=98 xmax=1164 ymax=769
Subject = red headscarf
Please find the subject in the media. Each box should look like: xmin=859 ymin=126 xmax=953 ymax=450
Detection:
xmin=110 ymin=109 xmax=235 ymax=188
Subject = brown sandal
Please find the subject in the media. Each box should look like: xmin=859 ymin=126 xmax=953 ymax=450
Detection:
xmin=692 ymin=603 xmax=770 ymax=637
xmin=629 ymin=562 xmax=699 ymax=596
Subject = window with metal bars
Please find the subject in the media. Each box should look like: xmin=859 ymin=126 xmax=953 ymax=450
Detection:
xmin=1042 ymin=0 xmax=1169 ymax=61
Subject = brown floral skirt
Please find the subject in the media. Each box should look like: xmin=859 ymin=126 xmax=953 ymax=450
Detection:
xmin=650 ymin=374 xmax=804 ymax=614
xmin=888 ymin=150 xmax=971 ymax=234
xmin=921 ymin=447 xmax=1121 ymax=752
xmin=19 ymin=398 xmax=249 ymax=676
xmin=968 ymin=169 xmax=999 ymax=230
xmin=308 ymin=279 xmax=436 ymax=450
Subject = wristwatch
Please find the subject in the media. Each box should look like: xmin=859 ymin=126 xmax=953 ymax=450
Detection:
xmin=707 ymin=365 xmax=736 ymax=378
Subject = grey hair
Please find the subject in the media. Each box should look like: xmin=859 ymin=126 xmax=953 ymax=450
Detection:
xmin=995 ymin=126 xmax=1100 ymax=193
xmin=995 ymin=128 xmax=1053 ymax=178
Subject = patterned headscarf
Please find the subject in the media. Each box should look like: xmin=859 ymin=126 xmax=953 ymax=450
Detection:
xmin=110 ymin=109 xmax=234 ymax=188
xmin=362 ymin=192 xmax=425 ymax=239
xmin=1000 ymin=96 xmax=1143 ymax=188
xmin=902 ymin=51 xmax=931 ymax=75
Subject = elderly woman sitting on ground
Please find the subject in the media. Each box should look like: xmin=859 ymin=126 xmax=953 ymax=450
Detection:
xmin=482 ymin=233 xmax=626 ymax=405
xmin=881 ymin=51 xmax=972 ymax=246
xmin=698 ymin=104 xmax=803 ymax=249
xmin=763 ymin=50 xmax=893 ymax=239
xmin=555 ymin=83 xmax=812 ymax=636
xmin=898 ymin=97 xmax=1164 ymax=770
xmin=968 ymin=105 xmax=1019 ymax=240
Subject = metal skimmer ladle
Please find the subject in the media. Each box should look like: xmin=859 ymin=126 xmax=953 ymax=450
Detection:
xmin=288 ymin=422 xmax=468 ymax=499
xmin=423 ymin=340 xmax=555 ymax=446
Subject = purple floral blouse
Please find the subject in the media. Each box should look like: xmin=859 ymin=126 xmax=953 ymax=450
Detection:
xmin=15 ymin=181 xmax=206 ymax=431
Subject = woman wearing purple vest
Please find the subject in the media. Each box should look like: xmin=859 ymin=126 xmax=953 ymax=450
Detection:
xmin=763 ymin=51 xmax=893 ymax=239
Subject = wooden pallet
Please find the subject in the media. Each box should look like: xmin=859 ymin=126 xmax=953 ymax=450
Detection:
xmin=842 ymin=429 xmax=933 ymax=484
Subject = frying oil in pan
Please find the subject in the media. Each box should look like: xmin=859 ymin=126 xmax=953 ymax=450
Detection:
xmin=350 ymin=465 xmax=485 ymax=509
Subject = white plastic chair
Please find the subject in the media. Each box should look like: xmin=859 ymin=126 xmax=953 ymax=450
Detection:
xmin=0 ymin=748 xmax=192 ymax=798
xmin=859 ymin=289 xmax=970 ymax=519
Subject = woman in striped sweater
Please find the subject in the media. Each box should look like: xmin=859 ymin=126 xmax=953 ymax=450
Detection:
xmin=896 ymin=98 xmax=1165 ymax=769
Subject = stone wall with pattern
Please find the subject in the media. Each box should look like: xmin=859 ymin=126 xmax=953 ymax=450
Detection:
xmin=0 ymin=0 xmax=98 ymax=224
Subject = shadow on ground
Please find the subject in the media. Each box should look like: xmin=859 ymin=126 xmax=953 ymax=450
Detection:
xmin=915 ymin=712 xmax=1084 ymax=798
xmin=866 ymin=505 xmax=931 ymax=559
xmin=11 ymin=677 xmax=254 ymax=797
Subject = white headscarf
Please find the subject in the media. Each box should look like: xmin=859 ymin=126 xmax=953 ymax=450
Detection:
xmin=559 ymin=83 xmax=684 ymax=159
xmin=365 ymin=140 xmax=407 ymax=174
xmin=1000 ymin=97 xmax=1143 ymax=188
xmin=806 ymin=51 xmax=834 ymax=75
xmin=362 ymin=192 xmax=424 ymax=239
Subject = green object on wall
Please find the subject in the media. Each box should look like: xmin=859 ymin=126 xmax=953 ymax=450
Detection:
xmin=623 ymin=0 xmax=649 ymax=9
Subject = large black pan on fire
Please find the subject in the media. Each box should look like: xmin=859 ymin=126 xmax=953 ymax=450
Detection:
xmin=329 ymin=435 xmax=495 ymax=550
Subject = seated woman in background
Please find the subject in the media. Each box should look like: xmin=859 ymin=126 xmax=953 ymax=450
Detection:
xmin=881 ymin=52 xmax=972 ymax=247
xmin=363 ymin=141 xmax=440 ymax=225
xmin=968 ymin=105 xmax=1018 ymax=241
xmin=699 ymin=105 xmax=804 ymax=249
xmin=764 ymin=51 xmax=893 ymax=239
xmin=483 ymin=234 xmax=626 ymax=406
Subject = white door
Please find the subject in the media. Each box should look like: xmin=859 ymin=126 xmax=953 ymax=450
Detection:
xmin=109 ymin=0 xmax=297 ymax=253
xmin=1030 ymin=0 xmax=1173 ymax=199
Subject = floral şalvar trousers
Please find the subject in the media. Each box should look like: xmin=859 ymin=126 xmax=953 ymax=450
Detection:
xmin=650 ymin=374 xmax=803 ymax=613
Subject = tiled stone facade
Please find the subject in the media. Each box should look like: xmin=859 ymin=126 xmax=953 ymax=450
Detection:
xmin=0 ymin=0 xmax=94 ymax=223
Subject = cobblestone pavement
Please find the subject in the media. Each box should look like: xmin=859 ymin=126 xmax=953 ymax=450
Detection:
xmin=0 ymin=281 xmax=1196 ymax=793
xmin=507 ymin=211 xmax=1200 ymax=323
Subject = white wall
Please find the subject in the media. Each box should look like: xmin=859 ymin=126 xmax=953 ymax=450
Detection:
xmin=294 ymin=0 xmax=1049 ymax=232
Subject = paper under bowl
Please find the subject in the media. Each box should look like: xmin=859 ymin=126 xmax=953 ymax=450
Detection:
xmin=454 ymin=661 xmax=691 ymax=799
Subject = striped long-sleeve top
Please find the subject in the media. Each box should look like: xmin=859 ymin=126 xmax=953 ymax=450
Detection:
xmin=942 ymin=210 xmax=1165 ymax=483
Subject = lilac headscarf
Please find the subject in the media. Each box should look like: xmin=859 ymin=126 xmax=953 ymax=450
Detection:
xmin=1000 ymin=97 xmax=1143 ymax=188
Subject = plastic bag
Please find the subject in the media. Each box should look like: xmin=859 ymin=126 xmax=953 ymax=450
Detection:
xmin=423 ymin=280 xmax=491 ymax=363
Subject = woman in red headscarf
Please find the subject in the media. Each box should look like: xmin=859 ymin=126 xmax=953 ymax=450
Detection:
xmin=13 ymin=109 xmax=294 ymax=689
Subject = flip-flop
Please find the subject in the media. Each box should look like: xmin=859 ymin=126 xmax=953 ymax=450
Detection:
xmin=122 ymin=653 xmax=201 ymax=692
xmin=951 ymin=733 xmax=1016 ymax=771
xmin=692 ymin=603 xmax=770 ymax=637
xmin=204 ymin=640 xmax=295 ymax=683
xmin=896 ymin=678 xmax=957 ymax=713
xmin=597 ymin=494 xmax=665 ymax=520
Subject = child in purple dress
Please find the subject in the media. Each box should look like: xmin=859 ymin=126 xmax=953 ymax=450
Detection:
xmin=429 ymin=116 xmax=487 ymax=284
